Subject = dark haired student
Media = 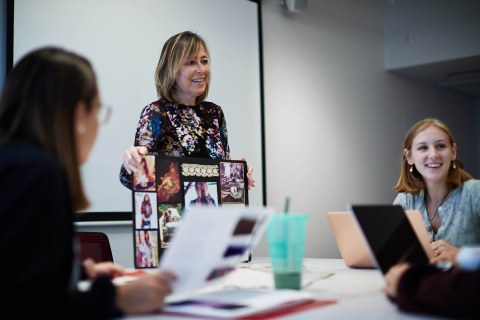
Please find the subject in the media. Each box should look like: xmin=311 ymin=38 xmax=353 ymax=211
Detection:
xmin=0 ymin=47 xmax=176 ymax=318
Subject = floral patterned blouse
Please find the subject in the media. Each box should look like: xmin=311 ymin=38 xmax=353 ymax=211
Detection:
xmin=119 ymin=98 xmax=230 ymax=189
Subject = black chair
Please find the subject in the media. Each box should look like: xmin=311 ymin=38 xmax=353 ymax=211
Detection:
xmin=75 ymin=232 xmax=114 ymax=263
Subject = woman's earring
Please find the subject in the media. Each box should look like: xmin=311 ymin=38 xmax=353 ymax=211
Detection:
xmin=453 ymin=162 xmax=457 ymax=169
xmin=409 ymin=165 xmax=413 ymax=173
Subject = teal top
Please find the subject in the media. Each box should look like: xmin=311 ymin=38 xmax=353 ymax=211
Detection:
xmin=394 ymin=179 xmax=480 ymax=246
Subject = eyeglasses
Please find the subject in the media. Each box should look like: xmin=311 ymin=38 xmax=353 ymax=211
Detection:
xmin=97 ymin=104 xmax=112 ymax=125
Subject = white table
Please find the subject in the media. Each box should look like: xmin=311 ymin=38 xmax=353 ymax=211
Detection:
xmin=124 ymin=258 xmax=444 ymax=319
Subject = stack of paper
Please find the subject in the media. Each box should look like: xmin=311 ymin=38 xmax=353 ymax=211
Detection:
xmin=163 ymin=288 xmax=320 ymax=318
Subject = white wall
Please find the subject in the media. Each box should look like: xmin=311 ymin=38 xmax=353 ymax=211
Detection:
xmin=11 ymin=0 xmax=263 ymax=212
xmin=384 ymin=0 xmax=480 ymax=69
xmin=254 ymin=0 xmax=478 ymax=260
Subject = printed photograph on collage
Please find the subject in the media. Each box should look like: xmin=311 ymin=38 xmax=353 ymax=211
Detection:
xmin=220 ymin=161 xmax=246 ymax=204
xmin=134 ymin=229 xmax=158 ymax=268
xmin=158 ymin=203 xmax=183 ymax=249
xmin=184 ymin=181 xmax=219 ymax=209
xmin=134 ymin=192 xmax=158 ymax=229
xmin=133 ymin=154 xmax=156 ymax=191
xmin=156 ymin=158 xmax=182 ymax=203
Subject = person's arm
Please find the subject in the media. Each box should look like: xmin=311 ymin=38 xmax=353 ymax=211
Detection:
xmin=119 ymin=104 xmax=161 ymax=189
xmin=395 ymin=265 xmax=480 ymax=318
xmin=218 ymin=106 xmax=231 ymax=160
xmin=430 ymin=239 xmax=460 ymax=263
xmin=82 ymin=258 xmax=125 ymax=280
xmin=468 ymin=179 xmax=480 ymax=220
xmin=392 ymin=192 xmax=407 ymax=208
xmin=77 ymin=270 xmax=177 ymax=317
xmin=0 ymin=150 xmax=122 ymax=318
xmin=115 ymin=271 xmax=176 ymax=314
xmin=240 ymin=157 xmax=255 ymax=189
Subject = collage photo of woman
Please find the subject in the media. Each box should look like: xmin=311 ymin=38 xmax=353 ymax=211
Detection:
xmin=132 ymin=155 xmax=249 ymax=268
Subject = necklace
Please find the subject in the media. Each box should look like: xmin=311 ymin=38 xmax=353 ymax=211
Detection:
xmin=425 ymin=190 xmax=451 ymax=233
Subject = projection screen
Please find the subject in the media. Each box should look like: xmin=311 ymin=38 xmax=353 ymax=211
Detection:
xmin=10 ymin=0 xmax=264 ymax=220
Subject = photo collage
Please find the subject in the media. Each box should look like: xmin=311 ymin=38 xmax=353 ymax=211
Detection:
xmin=132 ymin=155 xmax=249 ymax=268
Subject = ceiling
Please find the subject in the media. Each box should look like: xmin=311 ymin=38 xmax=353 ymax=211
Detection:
xmin=383 ymin=0 xmax=480 ymax=98
xmin=391 ymin=55 xmax=480 ymax=97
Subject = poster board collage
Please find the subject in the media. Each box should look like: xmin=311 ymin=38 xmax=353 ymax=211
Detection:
xmin=132 ymin=155 xmax=249 ymax=269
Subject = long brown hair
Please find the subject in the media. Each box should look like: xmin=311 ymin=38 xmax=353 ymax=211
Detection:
xmin=141 ymin=194 xmax=151 ymax=214
xmin=393 ymin=118 xmax=472 ymax=193
xmin=0 ymin=47 xmax=98 ymax=210
xmin=155 ymin=31 xmax=210 ymax=104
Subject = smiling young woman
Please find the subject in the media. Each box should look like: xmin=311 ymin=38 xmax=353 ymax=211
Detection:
xmin=0 ymin=47 xmax=176 ymax=318
xmin=393 ymin=118 xmax=480 ymax=263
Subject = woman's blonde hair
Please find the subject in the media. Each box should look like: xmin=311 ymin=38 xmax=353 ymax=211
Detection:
xmin=393 ymin=118 xmax=472 ymax=193
xmin=155 ymin=31 xmax=210 ymax=105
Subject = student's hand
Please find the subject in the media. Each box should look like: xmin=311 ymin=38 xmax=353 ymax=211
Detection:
xmin=123 ymin=146 xmax=148 ymax=174
xmin=430 ymin=240 xmax=460 ymax=263
xmin=83 ymin=258 xmax=125 ymax=280
xmin=116 ymin=271 xmax=177 ymax=315
xmin=384 ymin=263 xmax=410 ymax=299
xmin=240 ymin=157 xmax=255 ymax=189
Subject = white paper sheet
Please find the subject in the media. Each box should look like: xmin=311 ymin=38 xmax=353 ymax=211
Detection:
xmin=159 ymin=206 xmax=274 ymax=298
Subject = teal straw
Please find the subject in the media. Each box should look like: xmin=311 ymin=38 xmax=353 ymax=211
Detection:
xmin=284 ymin=197 xmax=290 ymax=214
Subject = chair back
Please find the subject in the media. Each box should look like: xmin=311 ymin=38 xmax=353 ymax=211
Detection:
xmin=75 ymin=232 xmax=114 ymax=263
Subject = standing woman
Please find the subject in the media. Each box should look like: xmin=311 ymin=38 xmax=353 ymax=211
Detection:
xmin=393 ymin=118 xmax=480 ymax=262
xmin=120 ymin=31 xmax=255 ymax=189
xmin=0 ymin=47 xmax=175 ymax=318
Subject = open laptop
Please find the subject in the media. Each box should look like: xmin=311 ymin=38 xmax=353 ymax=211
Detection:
xmin=403 ymin=209 xmax=434 ymax=260
xmin=327 ymin=208 xmax=433 ymax=270
xmin=326 ymin=211 xmax=375 ymax=268
xmin=349 ymin=204 xmax=430 ymax=274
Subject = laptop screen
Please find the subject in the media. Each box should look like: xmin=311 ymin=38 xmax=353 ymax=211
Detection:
xmin=349 ymin=204 xmax=429 ymax=274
